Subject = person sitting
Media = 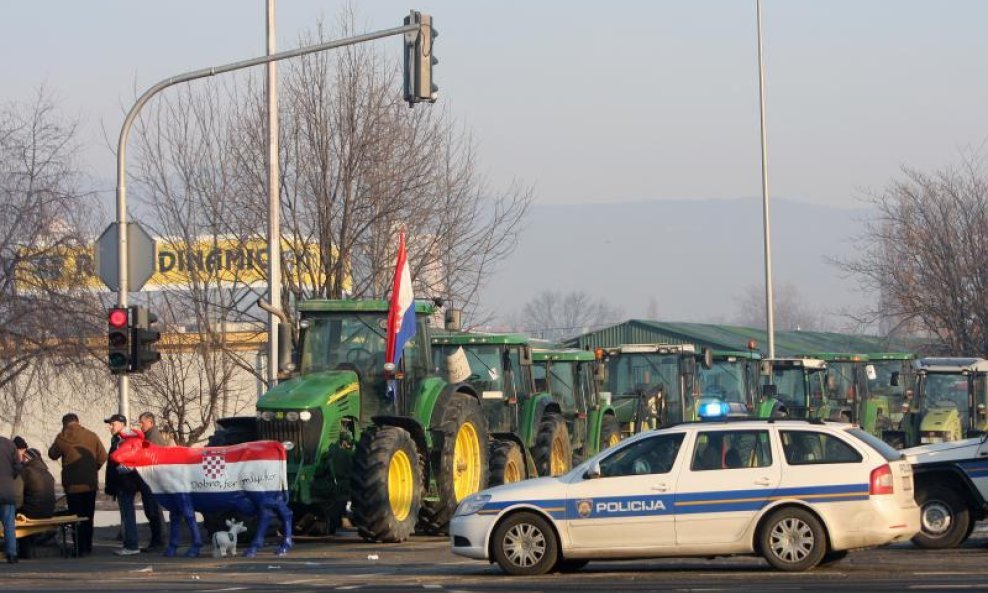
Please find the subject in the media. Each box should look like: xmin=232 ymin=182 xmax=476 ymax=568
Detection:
xmin=12 ymin=437 xmax=55 ymax=520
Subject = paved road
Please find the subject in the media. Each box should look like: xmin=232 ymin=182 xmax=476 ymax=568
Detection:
xmin=4 ymin=526 xmax=988 ymax=592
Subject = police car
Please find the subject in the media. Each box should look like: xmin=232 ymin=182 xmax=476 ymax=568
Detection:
xmin=450 ymin=407 xmax=919 ymax=575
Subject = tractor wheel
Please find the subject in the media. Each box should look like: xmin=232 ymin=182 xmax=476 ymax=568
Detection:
xmin=419 ymin=392 xmax=489 ymax=535
xmin=350 ymin=425 xmax=424 ymax=543
xmin=912 ymin=484 xmax=971 ymax=549
xmin=489 ymin=440 xmax=526 ymax=487
xmin=533 ymin=413 xmax=572 ymax=477
xmin=598 ymin=414 xmax=621 ymax=452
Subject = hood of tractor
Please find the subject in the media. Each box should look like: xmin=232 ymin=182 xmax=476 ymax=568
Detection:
xmin=259 ymin=370 xmax=360 ymax=410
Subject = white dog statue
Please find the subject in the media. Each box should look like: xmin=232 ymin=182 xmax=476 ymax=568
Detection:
xmin=211 ymin=519 xmax=248 ymax=558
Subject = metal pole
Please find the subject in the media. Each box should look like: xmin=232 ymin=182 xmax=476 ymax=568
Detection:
xmin=266 ymin=0 xmax=281 ymax=389
xmin=756 ymin=0 xmax=776 ymax=359
xmin=114 ymin=20 xmax=420 ymax=416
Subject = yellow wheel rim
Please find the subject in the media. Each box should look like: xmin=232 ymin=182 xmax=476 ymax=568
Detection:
xmin=453 ymin=421 xmax=481 ymax=502
xmin=504 ymin=456 xmax=523 ymax=484
xmin=608 ymin=432 xmax=620 ymax=448
xmin=550 ymin=434 xmax=569 ymax=476
xmin=388 ymin=449 xmax=414 ymax=521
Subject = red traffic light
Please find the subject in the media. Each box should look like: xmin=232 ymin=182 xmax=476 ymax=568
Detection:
xmin=108 ymin=308 xmax=129 ymax=328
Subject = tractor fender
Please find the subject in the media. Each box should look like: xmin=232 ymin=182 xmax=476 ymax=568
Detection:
xmin=414 ymin=380 xmax=480 ymax=433
xmin=491 ymin=432 xmax=538 ymax=480
xmin=520 ymin=393 xmax=562 ymax=448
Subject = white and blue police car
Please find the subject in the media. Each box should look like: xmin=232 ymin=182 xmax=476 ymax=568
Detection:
xmin=450 ymin=405 xmax=919 ymax=575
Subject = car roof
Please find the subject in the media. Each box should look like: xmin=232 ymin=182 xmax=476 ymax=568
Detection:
xmin=656 ymin=418 xmax=852 ymax=432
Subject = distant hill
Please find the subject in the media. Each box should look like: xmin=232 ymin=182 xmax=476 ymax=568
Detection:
xmin=481 ymin=196 xmax=874 ymax=328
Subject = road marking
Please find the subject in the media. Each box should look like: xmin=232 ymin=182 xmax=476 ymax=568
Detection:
xmin=280 ymin=578 xmax=320 ymax=585
xmin=908 ymin=586 xmax=988 ymax=590
xmin=915 ymin=573 xmax=978 ymax=576
xmin=336 ymin=587 xmax=363 ymax=591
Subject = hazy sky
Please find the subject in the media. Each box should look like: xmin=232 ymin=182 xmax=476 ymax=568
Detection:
xmin=4 ymin=1 xmax=988 ymax=210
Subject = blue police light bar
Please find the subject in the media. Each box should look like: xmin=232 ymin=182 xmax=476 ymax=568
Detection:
xmin=698 ymin=400 xmax=731 ymax=420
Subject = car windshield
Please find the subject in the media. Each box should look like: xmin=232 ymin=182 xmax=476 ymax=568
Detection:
xmin=697 ymin=359 xmax=747 ymax=404
xmin=922 ymin=373 xmax=970 ymax=414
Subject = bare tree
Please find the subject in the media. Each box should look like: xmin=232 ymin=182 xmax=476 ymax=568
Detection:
xmin=518 ymin=290 xmax=624 ymax=341
xmin=733 ymin=282 xmax=829 ymax=332
xmin=839 ymin=154 xmax=988 ymax=355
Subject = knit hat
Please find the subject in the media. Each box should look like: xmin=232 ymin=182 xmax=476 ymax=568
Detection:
xmin=12 ymin=436 xmax=27 ymax=450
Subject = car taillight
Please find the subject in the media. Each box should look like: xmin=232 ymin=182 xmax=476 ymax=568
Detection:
xmin=870 ymin=464 xmax=894 ymax=495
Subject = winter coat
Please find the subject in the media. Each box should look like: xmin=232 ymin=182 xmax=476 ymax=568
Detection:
xmin=105 ymin=432 xmax=142 ymax=497
xmin=18 ymin=449 xmax=55 ymax=519
xmin=143 ymin=425 xmax=168 ymax=447
xmin=48 ymin=422 xmax=108 ymax=494
xmin=0 ymin=437 xmax=22 ymax=505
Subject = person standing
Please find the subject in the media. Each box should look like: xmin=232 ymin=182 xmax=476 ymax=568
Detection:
xmin=0 ymin=436 xmax=22 ymax=563
xmin=48 ymin=413 xmax=106 ymax=557
xmin=136 ymin=412 xmax=165 ymax=552
xmin=105 ymin=414 xmax=141 ymax=556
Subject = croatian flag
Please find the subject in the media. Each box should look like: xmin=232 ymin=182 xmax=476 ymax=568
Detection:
xmin=385 ymin=230 xmax=416 ymax=379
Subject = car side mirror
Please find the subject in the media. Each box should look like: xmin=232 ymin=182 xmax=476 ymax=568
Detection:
xmin=584 ymin=461 xmax=602 ymax=480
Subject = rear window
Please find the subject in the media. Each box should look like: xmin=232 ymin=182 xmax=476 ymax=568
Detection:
xmin=845 ymin=428 xmax=904 ymax=462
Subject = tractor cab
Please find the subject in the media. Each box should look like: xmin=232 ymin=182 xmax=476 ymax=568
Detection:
xmin=695 ymin=348 xmax=762 ymax=417
xmin=910 ymin=357 xmax=988 ymax=445
xmin=792 ymin=353 xmax=871 ymax=423
xmin=598 ymin=344 xmax=696 ymax=430
xmin=756 ymin=357 xmax=829 ymax=419
xmin=862 ymin=352 xmax=916 ymax=442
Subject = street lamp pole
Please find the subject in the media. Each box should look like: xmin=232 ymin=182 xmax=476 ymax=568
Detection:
xmin=756 ymin=0 xmax=776 ymax=359
xmin=266 ymin=0 xmax=281 ymax=389
xmin=114 ymin=19 xmax=421 ymax=417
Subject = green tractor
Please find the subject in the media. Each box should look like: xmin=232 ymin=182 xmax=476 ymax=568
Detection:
xmin=531 ymin=349 xmax=622 ymax=472
xmin=213 ymin=299 xmax=489 ymax=542
xmin=792 ymin=353 xmax=871 ymax=423
xmin=597 ymin=344 xmax=697 ymax=431
xmin=861 ymin=353 xmax=916 ymax=442
xmin=755 ymin=357 xmax=831 ymax=418
xmin=904 ymin=357 xmax=988 ymax=445
xmin=430 ymin=332 xmax=544 ymax=485
xmin=694 ymin=348 xmax=763 ymax=417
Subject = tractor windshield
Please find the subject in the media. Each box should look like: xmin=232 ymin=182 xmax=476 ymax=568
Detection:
xmin=761 ymin=367 xmax=829 ymax=417
xmin=921 ymin=373 xmax=970 ymax=415
xmin=301 ymin=313 xmax=388 ymax=376
xmin=433 ymin=344 xmax=505 ymax=392
xmin=697 ymin=360 xmax=747 ymax=406
xmin=826 ymin=362 xmax=859 ymax=402
xmin=606 ymin=353 xmax=685 ymax=420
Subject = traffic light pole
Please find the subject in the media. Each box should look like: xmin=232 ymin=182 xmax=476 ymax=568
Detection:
xmin=114 ymin=18 xmax=422 ymax=418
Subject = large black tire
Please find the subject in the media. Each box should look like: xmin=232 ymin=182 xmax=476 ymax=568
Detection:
xmin=491 ymin=511 xmax=559 ymax=576
xmin=489 ymin=440 xmax=526 ymax=487
xmin=419 ymin=393 xmax=489 ymax=535
xmin=350 ymin=426 xmax=424 ymax=543
xmin=759 ymin=506 xmax=827 ymax=571
xmin=912 ymin=484 xmax=971 ymax=549
xmin=533 ymin=413 xmax=572 ymax=477
xmin=598 ymin=414 xmax=621 ymax=452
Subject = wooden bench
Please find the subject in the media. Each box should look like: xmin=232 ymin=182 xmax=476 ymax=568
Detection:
xmin=8 ymin=513 xmax=86 ymax=557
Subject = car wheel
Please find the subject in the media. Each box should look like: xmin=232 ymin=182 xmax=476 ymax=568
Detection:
xmin=554 ymin=558 xmax=589 ymax=573
xmin=759 ymin=507 xmax=827 ymax=571
xmin=491 ymin=512 xmax=559 ymax=576
xmin=912 ymin=485 xmax=971 ymax=549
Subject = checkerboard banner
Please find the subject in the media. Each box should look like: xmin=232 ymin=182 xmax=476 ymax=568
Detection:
xmin=202 ymin=451 xmax=227 ymax=480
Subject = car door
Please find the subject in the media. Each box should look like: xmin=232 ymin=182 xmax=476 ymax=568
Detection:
xmin=674 ymin=428 xmax=781 ymax=545
xmin=565 ymin=432 xmax=686 ymax=550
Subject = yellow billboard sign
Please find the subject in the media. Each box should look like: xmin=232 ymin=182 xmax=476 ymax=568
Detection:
xmin=16 ymin=237 xmax=347 ymax=293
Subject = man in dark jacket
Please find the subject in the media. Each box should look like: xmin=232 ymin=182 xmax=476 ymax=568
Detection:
xmin=48 ymin=413 xmax=106 ymax=556
xmin=105 ymin=415 xmax=141 ymax=556
xmin=0 ymin=436 xmax=22 ymax=563
xmin=136 ymin=412 xmax=165 ymax=552
xmin=12 ymin=437 xmax=55 ymax=520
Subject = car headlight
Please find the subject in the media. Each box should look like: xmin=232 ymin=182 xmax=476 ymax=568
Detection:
xmin=454 ymin=494 xmax=491 ymax=517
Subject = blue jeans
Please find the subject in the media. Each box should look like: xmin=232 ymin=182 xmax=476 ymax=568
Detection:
xmin=118 ymin=490 xmax=139 ymax=551
xmin=1 ymin=503 xmax=15 ymax=559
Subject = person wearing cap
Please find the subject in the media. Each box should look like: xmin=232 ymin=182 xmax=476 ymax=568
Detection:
xmin=0 ymin=435 xmax=21 ymax=563
xmin=105 ymin=414 xmax=142 ymax=556
xmin=48 ymin=413 xmax=106 ymax=556
xmin=12 ymin=437 xmax=55 ymax=520
xmin=136 ymin=412 xmax=165 ymax=552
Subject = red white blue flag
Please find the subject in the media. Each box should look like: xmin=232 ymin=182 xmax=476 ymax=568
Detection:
xmin=385 ymin=230 xmax=416 ymax=372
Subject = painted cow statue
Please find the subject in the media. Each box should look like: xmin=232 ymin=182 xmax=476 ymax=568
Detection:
xmin=110 ymin=431 xmax=293 ymax=558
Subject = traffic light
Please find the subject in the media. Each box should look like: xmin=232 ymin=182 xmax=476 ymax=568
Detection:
xmin=403 ymin=10 xmax=438 ymax=106
xmin=107 ymin=307 xmax=132 ymax=374
xmin=131 ymin=306 xmax=162 ymax=372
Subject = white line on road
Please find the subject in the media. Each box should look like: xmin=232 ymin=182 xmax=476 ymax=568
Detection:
xmin=914 ymin=573 xmax=978 ymax=576
xmin=908 ymin=586 xmax=988 ymax=590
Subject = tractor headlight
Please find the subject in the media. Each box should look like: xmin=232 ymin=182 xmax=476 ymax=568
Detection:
xmin=285 ymin=411 xmax=300 ymax=422
xmin=299 ymin=410 xmax=312 ymax=422
xmin=454 ymin=494 xmax=491 ymax=517
xmin=260 ymin=410 xmax=275 ymax=421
